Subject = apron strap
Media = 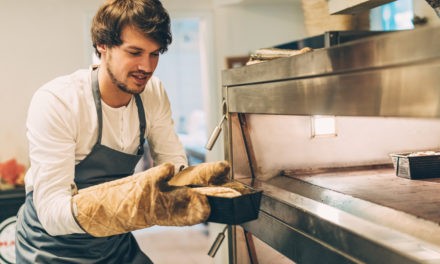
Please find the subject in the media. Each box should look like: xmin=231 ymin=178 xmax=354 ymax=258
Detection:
xmin=134 ymin=94 xmax=146 ymax=155
xmin=91 ymin=68 xmax=103 ymax=144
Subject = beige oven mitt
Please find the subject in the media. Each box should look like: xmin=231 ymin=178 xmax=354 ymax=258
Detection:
xmin=71 ymin=162 xmax=210 ymax=237
xmin=168 ymin=160 xmax=230 ymax=186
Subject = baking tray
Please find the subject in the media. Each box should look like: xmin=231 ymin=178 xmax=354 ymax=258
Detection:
xmin=274 ymin=30 xmax=391 ymax=49
xmin=206 ymin=186 xmax=262 ymax=225
xmin=390 ymin=152 xmax=440 ymax=179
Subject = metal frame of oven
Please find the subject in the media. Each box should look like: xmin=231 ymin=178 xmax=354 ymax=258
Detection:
xmin=221 ymin=26 xmax=440 ymax=264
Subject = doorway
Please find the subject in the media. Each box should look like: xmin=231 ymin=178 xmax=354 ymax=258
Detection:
xmin=155 ymin=16 xmax=212 ymax=165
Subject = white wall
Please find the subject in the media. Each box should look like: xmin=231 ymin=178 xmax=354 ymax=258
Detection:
xmin=0 ymin=0 xmax=103 ymax=164
xmin=213 ymin=2 xmax=306 ymax=57
xmin=0 ymin=0 xmax=305 ymax=167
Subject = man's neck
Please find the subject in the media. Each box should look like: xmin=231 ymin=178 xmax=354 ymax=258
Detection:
xmin=98 ymin=69 xmax=132 ymax=108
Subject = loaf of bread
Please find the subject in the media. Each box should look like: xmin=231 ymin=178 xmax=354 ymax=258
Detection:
xmin=408 ymin=151 xmax=440 ymax=156
xmin=192 ymin=186 xmax=241 ymax=198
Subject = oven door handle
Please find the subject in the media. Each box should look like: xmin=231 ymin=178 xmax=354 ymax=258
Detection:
xmin=205 ymin=114 xmax=227 ymax=151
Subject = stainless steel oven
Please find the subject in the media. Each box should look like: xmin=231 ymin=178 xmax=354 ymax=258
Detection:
xmin=218 ymin=26 xmax=440 ymax=264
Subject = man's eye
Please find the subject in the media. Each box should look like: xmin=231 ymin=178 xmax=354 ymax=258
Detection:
xmin=151 ymin=53 xmax=160 ymax=57
xmin=128 ymin=51 xmax=141 ymax=56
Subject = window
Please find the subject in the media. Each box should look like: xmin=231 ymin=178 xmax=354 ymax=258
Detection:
xmin=371 ymin=0 xmax=414 ymax=30
xmin=155 ymin=18 xmax=209 ymax=165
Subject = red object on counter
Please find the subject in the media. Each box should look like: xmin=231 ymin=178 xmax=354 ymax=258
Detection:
xmin=0 ymin=159 xmax=25 ymax=185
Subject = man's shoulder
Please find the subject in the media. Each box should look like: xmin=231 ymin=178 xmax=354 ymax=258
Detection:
xmin=33 ymin=68 xmax=92 ymax=108
xmin=37 ymin=69 xmax=90 ymax=97
xmin=40 ymin=69 xmax=90 ymax=93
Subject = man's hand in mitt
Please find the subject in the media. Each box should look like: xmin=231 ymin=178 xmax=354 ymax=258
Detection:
xmin=168 ymin=160 xmax=230 ymax=187
xmin=71 ymin=162 xmax=210 ymax=237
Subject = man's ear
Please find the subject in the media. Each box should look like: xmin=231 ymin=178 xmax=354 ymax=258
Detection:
xmin=97 ymin=44 xmax=107 ymax=56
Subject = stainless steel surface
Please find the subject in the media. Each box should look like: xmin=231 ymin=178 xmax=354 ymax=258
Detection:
xmin=222 ymin=27 xmax=440 ymax=86
xmin=208 ymin=226 xmax=228 ymax=257
xmin=267 ymin=171 xmax=440 ymax=246
xmin=241 ymin=178 xmax=440 ymax=264
xmin=206 ymin=101 xmax=228 ymax=150
xmin=222 ymin=26 xmax=440 ymax=264
xmin=223 ymin=26 xmax=440 ymax=118
xmin=230 ymin=114 xmax=440 ymax=180
xmin=205 ymin=119 xmax=224 ymax=150
xmin=227 ymin=62 xmax=440 ymax=117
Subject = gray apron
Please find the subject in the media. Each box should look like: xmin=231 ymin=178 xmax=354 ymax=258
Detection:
xmin=15 ymin=68 xmax=153 ymax=264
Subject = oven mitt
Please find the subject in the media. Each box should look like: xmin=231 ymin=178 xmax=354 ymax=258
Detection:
xmin=71 ymin=162 xmax=210 ymax=237
xmin=168 ymin=160 xmax=231 ymax=187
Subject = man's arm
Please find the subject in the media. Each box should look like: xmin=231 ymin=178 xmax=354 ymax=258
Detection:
xmin=26 ymin=88 xmax=84 ymax=235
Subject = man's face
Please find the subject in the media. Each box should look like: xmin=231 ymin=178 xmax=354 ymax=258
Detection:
xmin=98 ymin=26 xmax=161 ymax=95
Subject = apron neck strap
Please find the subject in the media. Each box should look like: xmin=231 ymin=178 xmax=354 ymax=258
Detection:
xmin=91 ymin=68 xmax=103 ymax=144
xmin=134 ymin=94 xmax=146 ymax=155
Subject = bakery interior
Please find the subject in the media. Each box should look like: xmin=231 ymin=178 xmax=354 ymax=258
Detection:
xmin=2 ymin=0 xmax=440 ymax=263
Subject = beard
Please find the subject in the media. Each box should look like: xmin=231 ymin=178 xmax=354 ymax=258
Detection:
xmin=105 ymin=53 xmax=146 ymax=95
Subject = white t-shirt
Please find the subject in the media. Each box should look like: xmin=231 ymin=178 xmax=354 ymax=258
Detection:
xmin=25 ymin=67 xmax=188 ymax=236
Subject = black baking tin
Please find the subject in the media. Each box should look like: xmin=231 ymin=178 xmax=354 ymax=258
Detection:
xmin=206 ymin=188 xmax=262 ymax=225
xmin=390 ymin=153 xmax=440 ymax=179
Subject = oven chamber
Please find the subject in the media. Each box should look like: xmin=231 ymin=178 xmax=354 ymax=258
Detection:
xmin=219 ymin=26 xmax=440 ymax=264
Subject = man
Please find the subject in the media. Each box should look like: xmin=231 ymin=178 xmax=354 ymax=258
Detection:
xmin=15 ymin=0 xmax=229 ymax=263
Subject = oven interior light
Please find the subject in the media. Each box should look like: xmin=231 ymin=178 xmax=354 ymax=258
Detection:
xmin=311 ymin=115 xmax=336 ymax=137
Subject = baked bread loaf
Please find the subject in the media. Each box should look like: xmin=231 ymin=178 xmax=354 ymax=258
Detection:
xmin=192 ymin=186 xmax=241 ymax=198
xmin=221 ymin=181 xmax=253 ymax=195
xmin=408 ymin=151 xmax=440 ymax=156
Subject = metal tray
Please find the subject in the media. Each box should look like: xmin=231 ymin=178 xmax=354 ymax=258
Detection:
xmin=274 ymin=30 xmax=391 ymax=49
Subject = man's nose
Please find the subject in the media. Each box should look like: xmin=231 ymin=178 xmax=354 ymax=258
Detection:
xmin=138 ymin=63 xmax=149 ymax=72
xmin=138 ymin=57 xmax=154 ymax=72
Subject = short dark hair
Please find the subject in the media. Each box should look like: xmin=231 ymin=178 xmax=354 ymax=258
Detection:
xmin=91 ymin=0 xmax=172 ymax=58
